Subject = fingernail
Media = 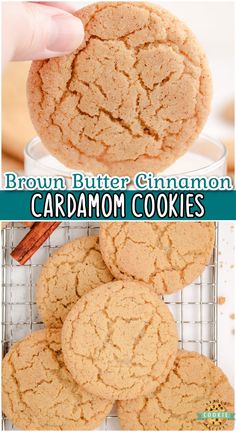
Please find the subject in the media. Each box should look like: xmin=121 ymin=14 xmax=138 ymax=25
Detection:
xmin=48 ymin=14 xmax=84 ymax=53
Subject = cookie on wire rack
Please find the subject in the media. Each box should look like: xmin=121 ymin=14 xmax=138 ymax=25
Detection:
xmin=99 ymin=221 xmax=215 ymax=295
xmin=2 ymin=329 xmax=113 ymax=430
xmin=62 ymin=280 xmax=178 ymax=400
xmin=36 ymin=235 xmax=114 ymax=327
xmin=117 ymin=350 xmax=234 ymax=430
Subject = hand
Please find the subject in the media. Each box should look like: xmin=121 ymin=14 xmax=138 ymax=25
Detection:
xmin=2 ymin=1 xmax=84 ymax=67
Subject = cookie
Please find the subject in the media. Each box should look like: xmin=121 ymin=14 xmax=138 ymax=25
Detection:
xmin=61 ymin=280 xmax=178 ymax=400
xmin=3 ymin=62 xmax=36 ymax=162
xmin=27 ymin=2 xmax=212 ymax=176
xmin=36 ymin=236 xmax=114 ymax=327
xmin=221 ymin=100 xmax=234 ymax=124
xmin=99 ymin=222 xmax=215 ymax=295
xmin=2 ymin=329 xmax=113 ymax=430
xmin=117 ymin=350 xmax=234 ymax=430
xmin=223 ymin=138 xmax=234 ymax=173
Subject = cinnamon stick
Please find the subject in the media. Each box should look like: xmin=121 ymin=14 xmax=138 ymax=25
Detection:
xmin=11 ymin=222 xmax=61 ymax=265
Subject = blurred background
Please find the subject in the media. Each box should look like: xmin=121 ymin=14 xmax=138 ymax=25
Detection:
xmin=2 ymin=1 xmax=235 ymax=176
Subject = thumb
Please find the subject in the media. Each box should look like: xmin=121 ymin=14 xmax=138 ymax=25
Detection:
xmin=2 ymin=2 xmax=84 ymax=64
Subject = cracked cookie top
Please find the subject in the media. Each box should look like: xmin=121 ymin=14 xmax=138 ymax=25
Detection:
xmin=2 ymin=329 xmax=113 ymax=430
xmin=61 ymin=280 xmax=178 ymax=400
xmin=99 ymin=222 xmax=215 ymax=294
xmin=27 ymin=2 xmax=212 ymax=176
xmin=117 ymin=350 xmax=234 ymax=430
xmin=36 ymin=236 xmax=114 ymax=328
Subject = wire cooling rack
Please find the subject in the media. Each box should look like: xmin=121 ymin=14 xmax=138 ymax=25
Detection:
xmin=1 ymin=221 xmax=219 ymax=431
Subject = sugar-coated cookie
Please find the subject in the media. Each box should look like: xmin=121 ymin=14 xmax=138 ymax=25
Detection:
xmin=117 ymin=350 xmax=234 ymax=430
xmin=27 ymin=2 xmax=212 ymax=176
xmin=62 ymin=280 xmax=178 ymax=400
xmin=2 ymin=329 xmax=113 ymax=430
xmin=99 ymin=222 xmax=215 ymax=294
xmin=36 ymin=236 xmax=114 ymax=327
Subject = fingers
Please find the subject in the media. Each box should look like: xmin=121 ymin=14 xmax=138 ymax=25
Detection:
xmin=31 ymin=2 xmax=79 ymax=13
xmin=2 ymin=2 xmax=84 ymax=65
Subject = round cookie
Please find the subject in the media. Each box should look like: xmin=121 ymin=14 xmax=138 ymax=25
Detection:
xmin=61 ymin=280 xmax=178 ymax=400
xmin=117 ymin=350 xmax=234 ymax=430
xmin=221 ymin=100 xmax=234 ymax=124
xmin=223 ymin=138 xmax=234 ymax=173
xmin=36 ymin=236 xmax=114 ymax=327
xmin=27 ymin=2 xmax=212 ymax=176
xmin=99 ymin=222 xmax=215 ymax=295
xmin=2 ymin=329 xmax=113 ymax=430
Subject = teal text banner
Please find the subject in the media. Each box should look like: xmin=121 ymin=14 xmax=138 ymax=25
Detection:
xmin=0 ymin=190 xmax=236 ymax=221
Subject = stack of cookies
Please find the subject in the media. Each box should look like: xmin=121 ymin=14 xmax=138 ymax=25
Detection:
xmin=2 ymin=222 xmax=234 ymax=430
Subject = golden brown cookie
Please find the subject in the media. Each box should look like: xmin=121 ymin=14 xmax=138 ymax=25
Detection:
xmin=3 ymin=62 xmax=36 ymax=164
xmin=99 ymin=222 xmax=215 ymax=295
xmin=27 ymin=2 xmax=212 ymax=176
xmin=117 ymin=350 xmax=234 ymax=430
xmin=61 ymin=280 xmax=178 ymax=400
xmin=221 ymin=100 xmax=234 ymax=124
xmin=223 ymin=138 xmax=234 ymax=173
xmin=36 ymin=236 xmax=114 ymax=328
xmin=2 ymin=329 xmax=113 ymax=430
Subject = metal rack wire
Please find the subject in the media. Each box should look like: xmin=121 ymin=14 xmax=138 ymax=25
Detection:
xmin=1 ymin=221 xmax=219 ymax=431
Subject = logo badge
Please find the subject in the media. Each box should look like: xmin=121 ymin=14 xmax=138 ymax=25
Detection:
xmin=197 ymin=400 xmax=235 ymax=430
